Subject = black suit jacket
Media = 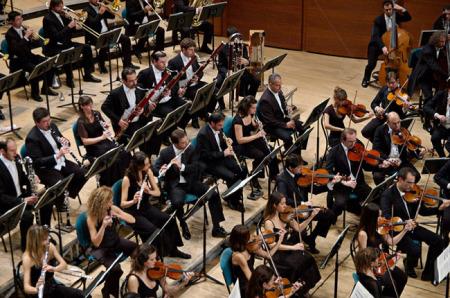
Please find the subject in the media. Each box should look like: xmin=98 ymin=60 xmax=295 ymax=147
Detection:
xmin=369 ymin=11 xmax=412 ymax=49
xmin=217 ymin=43 xmax=249 ymax=76
xmin=137 ymin=66 xmax=178 ymax=98
xmin=434 ymin=159 xmax=450 ymax=199
xmin=167 ymin=53 xmax=203 ymax=82
xmin=5 ymin=27 xmax=41 ymax=61
xmin=433 ymin=15 xmax=448 ymax=32
xmin=380 ymin=184 xmax=438 ymax=220
xmin=276 ymin=169 xmax=306 ymax=206
xmin=424 ymin=89 xmax=448 ymax=127
xmin=196 ymin=124 xmax=227 ymax=163
xmin=370 ymin=85 xmax=405 ymax=118
xmin=42 ymin=10 xmax=76 ymax=56
xmin=257 ymin=88 xmax=289 ymax=131
xmin=83 ymin=4 xmax=114 ymax=45
xmin=372 ymin=124 xmax=412 ymax=162
xmin=101 ymin=85 xmax=148 ymax=133
xmin=173 ymin=0 xmax=195 ymax=13
xmin=0 ymin=158 xmax=31 ymax=212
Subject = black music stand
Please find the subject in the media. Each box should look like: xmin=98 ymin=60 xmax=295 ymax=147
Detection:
xmin=320 ymin=224 xmax=352 ymax=298
xmin=97 ymin=28 xmax=122 ymax=93
xmin=258 ymin=53 xmax=288 ymax=75
xmin=421 ymin=158 xmax=449 ymax=175
xmin=157 ymin=102 xmax=191 ymax=135
xmin=189 ymin=80 xmax=216 ymax=115
xmin=0 ymin=70 xmax=22 ymax=138
xmin=0 ymin=202 xmax=26 ymax=295
xmin=83 ymin=252 xmax=124 ymax=298
xmin=84 ymin=145 xmax=124 ymax=181
xmin=134 ymin=20 xmax=160 ymax=66
xmin=283 ymin=127 xmax=313 ymax=157
xmin=216 ymin=69 xmax=245 ymax=114
xmin=419 ymin=30 xmax=440 ymax=47
xmin=28 ymin=56 xmax=59 ymax=116
xmin=253 ymin=145 xmax=282 ymax=195
xmin=144 ymin=210 xmax=176 ymax=261
xmin=183 ymin=185 xmax=224 ymax=285
xmin=360 ymin=172 xmax=397 ymax=207
xmin=167 ymin=11 xmax=195 ymax=46
xmin=302 ymin=98 xmax=330 ymax=164
xmin=125 ymin=119 xmax=161 ymax=152
xmin=197 ymin=2 xmax=227 ymax=54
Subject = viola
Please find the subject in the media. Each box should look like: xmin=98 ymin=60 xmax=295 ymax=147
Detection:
xmin=386 ymin=88 xmax=415 ymax=110
xmin=147 ymin=261 xmax=198 ymax=280
xmin=296 ymin=168 xmax=345 ymax=187
xmin=264 ymin=278 xmax=305 ymax=298
xmin=374 ymin=252 xmax=400 ymax=277
xmin=246 ymin=230 xmax=278 ymax=252
xmin=404 ymin=184 xmax=447 ymax=207
xmin=337 ymin=99 xmax=370 ymax=117
xmin=390 ymin=127 xmax=424 ymax=152
xmin=347 ymin=143 xmax=385 ymax=166
xmin=280 ymin=205 xmax=323 ymax=223
xmin=377 ymin=216 xmax=406 ymax=235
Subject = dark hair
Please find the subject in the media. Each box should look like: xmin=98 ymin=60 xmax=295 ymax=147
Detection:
xmin=340 ymin=127 xmax=357 ymax=142
xmin=429 ymin=31 xmax=446 ymax=47
xmin=333 ymin=86 xmax=347 ymax=101
xmin=397 ymin=167 xmax=415 ymax=180
xmin=237 ymin=95 xmax=257 ymax=117
xmin=382 ymin=0 xmax=393 ymax=7
xmin=32 ymin=107 xmax=50 ymax=123
xmin=285 ymin=153 xmax=300 ymax=170
xmin=121 ymin=67 xmax=136 ymax=81
xmin=170 ymin=128 xmax=187 ymax=145
xmin=264 ymin=192 xmax=284 ymax=219
xmin=123 ymin=293 xmax=140 ymax=298
xmin=208 ymin=112 xmax=225 ymax=124
xmin=125 ymin=151 xmax=148 ymax=184
xmin=246 ymin=265 xmax=274 ymax=298
xmin=151 ymin=51 xmax=167 ymax=62
xmin=226 ymin=26 xmax=239 ymax=38
xmin=354 ymin=247 xmax=378 ymax=273
xmin=357 ymin=203 xmax=380 ymax=246
xmin=49 ymin=0 xmax=63 ymax=10
xmin=77 ymin=95 xmax=94 ymax=120
xmin=180 ymin=38 xmax=196 ymax=50
xmin=444 ymin=5 xmax=450 ymax=11
xmin=8 ymin=11 xmax=21 ymax=22
xmin=131 ymin=244 xmax=157 ymax=272
xmin=386 ymin=71 xmax=397 ymax=83
xmin=0 ymin=138 xmax=14 ymax=151
xmin=229 ymin=224 xmax=250 ymax=252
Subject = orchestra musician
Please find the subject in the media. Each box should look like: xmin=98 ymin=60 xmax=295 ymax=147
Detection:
xmin=257 ymin=73 xmax=305 ymax=151
xmin=25 ymin=107 xmax=87 ymax=226
xmin=246 ymin=265 xmax=302 ymax=298
xmin=380 ymin=167 xmax=445 ymax=281
xmin=6 ymin=11 xmax=57 ymax=102
xmin=84 ymin=0 xmax=138 ymax=73
xmin=121 ymin=151 xmax=191 ymax=259
xmin=362 ymin=0 xmax=411 ymax=88
xmin=432 ymin=5 xmax=450 ymax=32
xmin=0 ymin=138 xmax=37 ymax=251
xmin=433 ymin=159 xmax=450 ymax=244
xmin=154 ymin=129 xmax=227 ymax=240
xmin=323 ymin=86 xmax=373 ymax=147
xmin=86 ymin=186 xmax=138 ymax=298
xmin=22 ymin=225 xmax=83 ymax=298
xmin=43 ymin=0 xmax=101 ymax=88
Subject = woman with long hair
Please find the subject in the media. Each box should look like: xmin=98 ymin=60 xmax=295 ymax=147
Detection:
xmin=246 ymin=265 xmax=302 ymax=298
xmin=22 ymin=225 xmax=83 ymax=297
xmin=86 ymin=186 xmax=137 ymax=298
xmin=263 ymin=192 xmax=321 ymax=297
xmin=126 ymin=244 xmax=193 ymax=297
xmin=121 ymin=151 xmax=190 ymax=259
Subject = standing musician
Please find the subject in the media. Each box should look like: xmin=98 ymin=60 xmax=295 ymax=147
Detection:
xmin=173 ymin=0 xmax=214 ymax=54
xmin=362 ymin=0 xmax=411 ymax=88
xmin=196 ymin=112 xmax=247 ymax=212
xmin=84 ymin=0 xmax=138 ymax=73
xmin=433 ymin=159 xmax=450 ymax=244
xmin=77 ymin=95 xmax=130 ymax=186
xmin=276 ymin=154 xmax=336 ymax=254
xmin=372 ymin=112 xmax=423 ymax=185
xmin=22 ymin=225 xmax=83 ymax=298
xmin=121 ymin=151 xmax=191 ymax=259
xmin=257 ymin=73 xmax=305 ymax=151
xmin=154 ymin=129 xmax=227 ymax=240
xmin=43 ymin=0 xmax=101 ymax=88
xmin=362 ymin=72 xmax=409 ymax=142
xmin=323 ymin=86 xmax=373 ymax=147
xmin=6 ymin=11 xmax=57 ymax=102
xmin=380 ymin=167 xmax=445 ymax=281
xmin=433 ymin=5 xmax=450 ymax=32
xmin=86 ymin=186 xmax=138 ymax=298
xmin=246 ymin=265 xmax=302 ymax=298
xmin=25 ymin=107 xmax=87 ymax=226
xmin=125 ymin=0 xmax=165 ymax=59
xmin=0 ymin=138 xmax=37 ymax=251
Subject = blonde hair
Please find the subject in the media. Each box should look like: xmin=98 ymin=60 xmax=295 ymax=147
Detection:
xmin=333 ymin=86 xmax=347 ymax=101
xmin=87 ymin=186 xmax=113 ymax=222
xmin=25 ymin=225 xmax=49 ymax=266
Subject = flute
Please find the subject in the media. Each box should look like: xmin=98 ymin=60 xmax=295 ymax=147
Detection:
xmin=137 ymin=174 xmax=148 ymax=210
xmin=222 ymin=134 xmax=242 ymax=171
xmin=37 ymin=233 xmax=50 ymax=298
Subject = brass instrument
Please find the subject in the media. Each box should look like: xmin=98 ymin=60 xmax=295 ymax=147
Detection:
xmin=22 ymin=25 xmax=49 ymax=45
xmin=142 ymin=0 xmax=164 ymax=23
xmin=98 ymin=0 xmax=129 ymax=25
xmin=153 ymin=0 xmax=165 ymax=9
xmin=249 ymin=30 xmax=265 ymax=91
xmin=190 ymin=0 xmax=212 ymax=27
xmin=0 ymin=51 xmax=9 ymax=61
xmin=228 ymin=32 xmax=244 ymax=73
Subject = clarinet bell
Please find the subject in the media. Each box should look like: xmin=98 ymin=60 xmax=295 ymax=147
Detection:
xmin=52 ymin=74 xmax=61 ymax=89
xmin=59 ymin=92 xmax=65 ymax=101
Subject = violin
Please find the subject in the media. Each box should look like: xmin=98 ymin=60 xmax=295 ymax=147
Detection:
xmin=264 ymin=278 xmax=305 ymax=298
xmin=279 ymin=205 xmax=323 ymax=223
xmin=404 ymin=184 xmax=447 ymax=207
xmin=246 ymin=230 xmax=278 ymax=252
xmin=390 ymin=127 xmax=425 ymax=152
xmin=347 ymin=143 xmax=385 ymax=166
xmin=377 ymin=216 xmax=407 ymax=235
xmin=374 ymin=252 xmax=400 ymax=277
xmin=296 ymin=168 xmax=346 ymax=187
xmin=337 ymin=99 xmax=370 ymax=117
xmin=386 ymin=88 xmax=415 ymax=110
xmin=146 ymin=261 xmax=198 ymax=280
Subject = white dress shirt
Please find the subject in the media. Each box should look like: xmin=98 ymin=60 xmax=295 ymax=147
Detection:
xmin=397 ymin=185 xmax=411 ymax=219
xmin=122 ymin=85 xmax=139 ymax=123
xmin=209 ymin=124 xmax=223 ymax=152
xmin=388 ymin=127 xmax=400 ymax=158
xmin=385 ymin=14 xmax=393 ymax=31
xmin=90 ymin=4 xmax=108 ymax=33
xmin=152 ymin=64 xmax=171 ymax=104
xmin=269 ymin=87 xmax=286 ymax=118
xmin=179 ymin=52 xmax=195 ymax=87
xmin=39 ymin=128 xmax=66 ymax=170
xmin=173 ymin=145 xmax=186 ymax=183
xmin=341 ymin=143 xmax=356 ymax=180
xmin=0 ymin=154 xmax=22 ymax=196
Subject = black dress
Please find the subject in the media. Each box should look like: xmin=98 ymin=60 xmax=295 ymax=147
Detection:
xmin=127 ymin=273 xmax=160 ymax=298
xmin=232 ymin=253 xmax=255 ymax=298
xmin=323 ymin=105 xmax=345 ymax=147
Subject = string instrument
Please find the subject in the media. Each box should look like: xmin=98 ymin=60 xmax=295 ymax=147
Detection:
xmin=377 ymin=216 xmax=436 ymax=235
xmin=337 ymin=99 xmax=370 ymax=117
xmin=390 ymin=127 xmax=426 ymax=152
xmin=279 ymin=205 xmax=323 ymax=222
xmin=374 ymin=252 xmax=400 ymax=277
xmin=296 ymin=168 xmax=347 ymax=187
xmin=348 ymin=142 xmax=385 ymax=166
xmin=246 ymin=230 xmax=278 ymax=252
xmin=386 ymin=87 xmax=415 ymax=111
xmin=147 ymin=261 xmax=199 ymax=280
xmin=404 ymin=185 xmax=447 ymax=207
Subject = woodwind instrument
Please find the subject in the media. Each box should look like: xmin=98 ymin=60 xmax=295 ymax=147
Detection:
xmin=52 ymin=129 xmax=83 ymax=167
xmin=222 ymin=134 xmax=242 ymax=171
xmin=94 ymin=111 xmax=119 ymax=147
xmin=158 ymin=143 xmax=191 ymax=179
xmin=37 ymin=232 xmax=51 ymax=298
xmin=23 ymin=156 xmax=41 ymax=224
xmin=254 ymin=115 xmax=270 ymax=150
xmin=137 ymin=174 xmax=148 ymax=210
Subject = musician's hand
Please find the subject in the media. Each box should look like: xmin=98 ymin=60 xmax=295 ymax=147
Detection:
xmin=290 ymin=281 xmax=304 ymax=296
xmin=99 ymin=5 xmax=107 ymax=14
xmin=382 ymin=46 xmax=389 ymax=56
xmin=388 ymin=158 xmax=401 ymax=167
xmin=25 ymin=195 xmax=38 ymax=205
xmin=172 ymin=158 xmax=182 ymax=169
xmin=405 ymin=220 xmax=415 ymax=231
xmin=43 ymin=264 xmax=56 ymax=273
xmin=24 ymin=28 xmax=34 ymax=39
xmin=195 ymin=7 xmax=202 ymax=15
xmin=118 ymin=119 xmax=129 ymax=130
xmin=192 ymin=75 xmax=199 ymax=83
xmin=312 ymin=208 xmax=320 ymax=217
xmin=286 ymin=120 xmax=295 ymax=129
xmin=143 ymin=183 xmax=152 ymax=195
xmin=277 ymin=228 xmax=286 ymax=241
xmin=144 ymin=5 xmax=153 ymax=13
xmin=440 ymin=199 xmax=450 ymax=209
xmin=393 ymin=3 xmax=406 ymax=12
xmin=292 ymin=243 xmax=304 ymax=251
xmin=375 ymin=107 xmax=385 ymax=116
xmin=101 ymin=131 xmax=109 ymax=140
xmin=35 ymin=276 xmax=45 ymax=291
xmin=148 ymin=102 xmax=156 ymax=112
xmin=163 ymin=89 xmax=171 ymax=97
xmin=35 ymin=175 xmax=41 ymax=184
xmin=224 ymin=147 xmax=233 ymax=157
xmin=379 ymin=160 xmax=391 ymax=168
xmin=102 ymin=215 xmax=113 ymax=227
xmin=437 ymin=114 xmax=447 ymax=123
xmin=418 ymin=147 xmax=426 ymax=158
xmin=135 ymin=106 xmax=144 ymax=116
xmin=256 ymin=130 xmax=266 ymax=138
xmin=68 ymin=19 xmax=76 ymax=28
xmin=57 ymin=147 xmax=70 ymax=159
xmin=133 ymin=192 xmax=141 ymax=204
xmin=182 ymin=272 xmax=194 ymax=285
xmin=239 ymin=57 xmax=249 ymax=66
xmin=178 ymin=87 xmax=186 ymax=97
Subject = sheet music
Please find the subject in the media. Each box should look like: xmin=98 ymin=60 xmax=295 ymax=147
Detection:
xmin=435 ymin=244 xmax=450 ymax=283
xmin=228 ymin=279 xmax=241 ymax=298
xmin=350 ymin=281 xmax=374 ymax=298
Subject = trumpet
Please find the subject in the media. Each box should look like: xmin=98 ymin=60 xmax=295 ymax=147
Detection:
xmin=143 ymin=0 xmax=164 ymax=23
xmin=22 ymin=25 xmax=49 ymax=45
xmin=98 ymin=0 xmax=130 ymax=25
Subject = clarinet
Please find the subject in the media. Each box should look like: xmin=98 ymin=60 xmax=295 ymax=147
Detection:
xmin=254 ymin=116 xmax=270 ymax=150
xmin=37 ymin=232 xmax=50 ymax=298
xmin=222 ymin=133 xmax=242 ymax=171
xmin=94 ymin=111 xmax=120 ymax=147
xmin=158 ymin=143 xmax=191 ymax=179
xmin=22 ymin=157 xmax=42 ymax=224
xmin=137 ymin=174 xmax=148 ymax=210
xmin=51 ymin=129 xmax=82 ymax=167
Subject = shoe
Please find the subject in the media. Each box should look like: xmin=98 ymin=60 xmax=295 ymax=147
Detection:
xmin=31 ymin=94 xmax=43 ymax=102
xmin=251 ymin=179 xmax=262 ymax=190
xmin=180 ymin=221 xmax=191 ymax=240
xmin=228 ymin=201 xmax=245 ymax=213
xmin=403 ymin=259 xmax=417 ymax=278
xmin=0 ymin=110 xmax=4 ymax=120
xmin=421 ymin=273 xmax=433 ymax=282
xmin=40 ymin=88 xmax=58 ymax=96
xmin=66 ymin=80 xmax=75 ymax=88
xmin=99 ymin=65 xmax=108 ymax=74
xmin=212 ymin=226 xmax=228 ymax=238
xmin=129 ymin=63 xmax=140 ymax=70
xmin=169 ymin=249 xmax=191 ymax=259
xmin=361 ymin=80 xmax=369 ymax=88
xmin=83 ymin=75 xmax=102 ymax=83
xmin=200 ymin=45 xmax=213 ymax=54
xmin=191 ymin=118 xmax=200 ymax=129
xmin=134 ymin=50 xmax=142 ymax=60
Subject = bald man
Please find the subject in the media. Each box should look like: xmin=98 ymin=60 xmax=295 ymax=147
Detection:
xmin=372 ymin=112 xmax=423 ymax=185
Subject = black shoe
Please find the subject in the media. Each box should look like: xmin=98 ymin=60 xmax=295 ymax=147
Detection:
xmin=31 ymin=93 xmax=43 ymax=102
xmin=191 ymin=118 xmax=200 ymax=129
xmin=421 ymin=273 xmax=433 ymax=282
xmin=170 ymin=249 xmax=191 ymax=259
xmin=212 ymin=226 xmax=228 ymax=238
xmin=251 ymin=179 xmax=262 ymax=190
xmin=247 ymin=189 xmax=263 ymax=200
xmin=0 ymin=110 xmax=5 ymax=120
xmin=200 ymin=45 xmax=213 ymax=54
xmin=228 ymin=201 xmax=245 ymax=213
xmin=403 ymin=259 xmax=417 ymax=278
xmin=83 ymin=75 xmax=102 ymax=83
xmin=66 ymin=80 xmax=75 ymax=88
xmin=129 ymin=63 xmax=140 ymax=70
xmin=180 ymin=221 xmax=191 ymax=240
xmin=41 ymin=88 xmax=58 ymax=96
xmin=361 ymin=80 xmax=369 ymax=88
xmin=99 ymin=65 xmax=108 ymax=74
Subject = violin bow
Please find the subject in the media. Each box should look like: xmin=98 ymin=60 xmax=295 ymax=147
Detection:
xmin=347 ymin=90 xmax=358 ymax=128
xmin=354 ymin=139 xmax=371 ymax=182
xmin=396 ymin=119 xmax=415 ymax=158
xmin=384 ymin=79 xmax=409 ymax=113
xmin=379 ymin=248 xmax=400 ymax=298
xmin=413 ymin=169 xmax=432 ymax=221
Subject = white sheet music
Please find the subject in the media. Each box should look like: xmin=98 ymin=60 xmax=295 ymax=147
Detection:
xmin=228 ymin=279 xmax=241 ymax=298
xmin=435 ymin=244 xmax=450 ymax=283
xmin=350 ymin=281 xmax=374 ymax=298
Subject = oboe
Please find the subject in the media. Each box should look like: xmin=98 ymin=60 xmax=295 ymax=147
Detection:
xmin=37 ymin=232 xmax=50 ymax=298
xmin=137 ymin=174 xmax=148 ymax=210
xmin=254 ymin=116 xmax=270 ymax=150
xmin=52 ymin=129 xmax=82 ymax=167
xmin=222 ymin=134 xmax=242 ymax=171
xmin=94 ymin=111 xmax=119 ymax=147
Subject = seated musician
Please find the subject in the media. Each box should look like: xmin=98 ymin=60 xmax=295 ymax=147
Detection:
xmin=433 ymin=159 xmax=450 ymax=244
xmin=154 ymin=129 xmax=227 ymax=240
xmin=356 ymin=203 xmax=410 ymax=297
xmin=263 ymin=192 xmax=321 ymax=297
xmin=257 ymin=73 xmax=305 ymax=151
xmin=0 ymin=138 xmax=37 ymax=251
xmin=101 ymin=67 xmax=160 ymax=155
xmin=84 ymin=0 xmax=138 ymax=73
xmin=43 ymin=0 xmax=101 ymax=88
xmin=433 ymin=5 xmax=450 ymax=32
xmin=125 ymin=0 xmax=165 ymax=59
xmin=362 ymin=0 xmax=411 ymax=88
xmin=372 ymin=112 xmax=423 ymax=185
xmin=231 ymin=96 xmax=279 ymax=199
xmin=276 ymin=154 xmax=336 ymax=254
xmin=173 ymin=0 xmax=213 ymax=54
xmin=423 ymin=82 xmax=450 ymax=157
xmin=86 ymin=186 xmax=137 ymax=298
xmin=380 ymin=167 xmax=445 ymax=280
xmin=246 ymin=265 xmax=302 ymax=298
xmin=121 ymin=151 xmax=191 ymax=259
xmin=326 ymin=128 xmax=375 ymax=217
xmin=229 ymin=224 xmax=285 ymax=298
xmin=22 ymin=225 xmax=83 ymax=298
xmin=196 ymin=112 xmax=247 ymax=212
xmin=126 ymin=244 xmax=194 ymax=297
xmin=6 ymin=11 xmax=57 ymax=102
xmin=25 ymin=107 xmax=87 ymax=226
xmin=362 ymin=72 xmax=410 ymax=142
xmin=77 ymin=95 xmax=130 ymax=186
xmin=323 ymin=86 xmax=373 ymax=147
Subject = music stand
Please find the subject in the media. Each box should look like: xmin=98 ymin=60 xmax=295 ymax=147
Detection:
xmin=419 ymin=30 xmax=440 ymax=47
xmin=84 ymin=145 xmax=124 ymax=181
xmin=434 ymin=244 xmax=450 ymax=297
xmin=0 ymin=70 xmax=22 ymax=138
xmin=96 ymin=28 xmax=122 ymax=93
xmin=360 ymin=172 xmax=397 ymax=207
xmin=83 ymin=252 xmax=124 ymax=298
xmin=216 ymin=69 xmax=245 ymax=114
xmin=124 ymin=119 xmax=161 ymax=152
xmin=422 ymin=158 xmax=449 ymax=174
xmin=157 ymin=102 xmax=191 ymax=135
xmin=167 ymin=11 xmax=195 ymax=45
xmin=0 ymin=202 xmax=26 ymax=294
xmin=197 ymin=2 xmax=227 ymax=52
xmin=144 ymin=210 xmax=176 ymax=260
xmin=283 ymin=127 xmax=313 ymax=157
xmin=258 ymin=53 xmax=288 ymax=75
xmin=189 ymin=80 xmax=216 ymax=115
xmin=134 ymin=20 xmax=160 ymax=66
xmin=183 ymin=186 xmax=224 ymax=285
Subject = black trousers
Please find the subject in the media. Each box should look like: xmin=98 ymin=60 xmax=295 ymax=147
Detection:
xmin=216 ymin=69 xmax=260 ymax=97
xmin=10 ymin=54 xmax=54 ymax=96
xmin=235 ymin=138 xmax=279 ymax=179
xmin=373 ymin=161 xmax=421 ymax=186
xmin=363 ymin=44 xmax=382 ymax=82
xmin=126 ymin=25 xmax=165 ymax=54
xmin=36 ymin=160 xmax=87 ymax=226
xmin=118 ymin=118 xmax=162 ymax=156
xmin=167 ymin=181 xmax=225 ymax=227
xmin=97 ymin=34 xmax=133 ymax=68
xmin=20 ymin=207 xmax=34 ymax=251
xmin=173 ymin=21 xmax=213 ymax=48
xmin=442 ymin=206 xmax=450 ymax=243
xmin=265 ymin=120 xmax=304 ymax=151
xmin=431 ymin=126 xmax=450 ymax=157
xmin=91 ymin=238 xmax=137 ymax=298
xmin=308 ymin=208 xmax=336 ymax=240
xmin=36 ymin=278 xmax=83 ymax=298
xmin=361 ymin=117 xmax=385 ymax=143
xmin=396 ymin=226 xmax=444 ymax=279
xmin=331 ymin=183 xmax=371 ymax=218
xmin=380 ymin=266 xmax=408 ymax=297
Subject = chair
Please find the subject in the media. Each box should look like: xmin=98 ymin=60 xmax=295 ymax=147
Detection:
xmin=222 ymin=115 xmax=234 ymax=138
xmin=71 ymin=121 xmax=89 ymax=164
xmin=352 ymin=272 xmax=359 ymax=283
xmin=20 ymin=144 xmax=28 ymax=158
xmin=1 ymin=39 xmax=29 ymax=100
xmin=219 ymin=247 xmax=235 ymax=293
xmin=350 ymin=231 xmax=359 ymax=261
xmin=75 ymin=212 xmax=97 ymax=272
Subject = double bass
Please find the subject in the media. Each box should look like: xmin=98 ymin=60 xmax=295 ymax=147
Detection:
xmin=378 ymin=0 xmax=413 ymax=87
